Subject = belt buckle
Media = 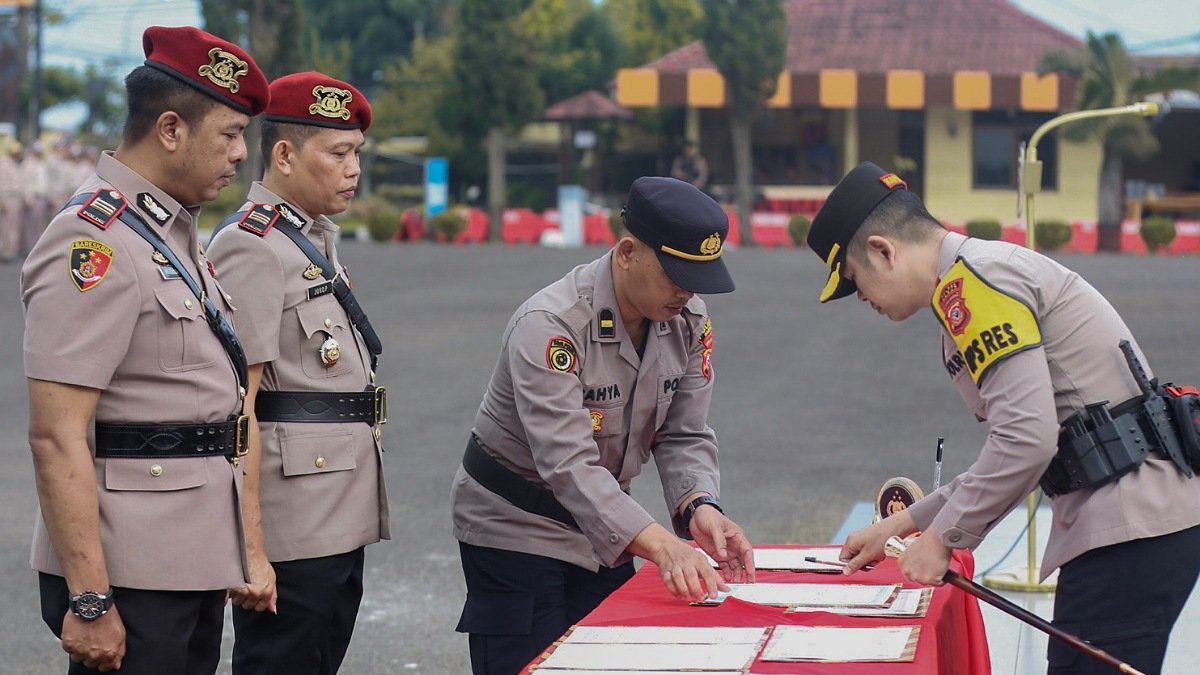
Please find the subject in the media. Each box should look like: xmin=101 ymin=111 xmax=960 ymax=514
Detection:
xmin=233 ymin=415 xmax=250 ymax=465
xmin=373 ymin=386 xmax=388 ymax=426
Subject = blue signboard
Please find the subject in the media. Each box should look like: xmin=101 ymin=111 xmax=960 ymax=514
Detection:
xmin=425 ymin=157 xmax=448 ymax=216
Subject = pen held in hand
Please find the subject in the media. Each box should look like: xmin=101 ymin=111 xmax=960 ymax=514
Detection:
xmin=804 ymin=556 xmax=875 ymax=571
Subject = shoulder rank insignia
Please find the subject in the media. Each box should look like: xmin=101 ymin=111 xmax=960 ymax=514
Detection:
xmin=237 ymin=203 xmax=279 ymax=236
xmin=546 ymin=336 xmax=578 ymax=374
xmin=77 ymin=189 xmax=126 ymax=230
xmin=136 ymin=192 xmax=171 ymax=226
xmin=276 ymin=202 xmax=307 ymax=228
xmin=932 ymin=258 xmax=1043 ymax=385
xmin=70 ymin=239 xmax=114 ymax=292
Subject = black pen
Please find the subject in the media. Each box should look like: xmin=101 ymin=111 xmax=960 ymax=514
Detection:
xmin=804 ymin=556 xmax=875 ymax=571
xmin=933 ymin=437 xmax=945 ymax=491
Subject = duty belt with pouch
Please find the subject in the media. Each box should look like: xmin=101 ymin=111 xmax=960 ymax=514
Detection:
xmin=1041 ymin=340 xmax=1199 ymax=497
xmin=95 ymin=415 xmax=250 ymax=463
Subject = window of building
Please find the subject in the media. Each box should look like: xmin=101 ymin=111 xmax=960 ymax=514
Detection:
xmin=972 ymin=111 xmax=1058 ymax=191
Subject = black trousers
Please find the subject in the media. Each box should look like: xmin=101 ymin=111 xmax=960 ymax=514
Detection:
xmin=39 ymin=572 xmax=225 ymax=675
xmin=232 ymin=547 xmax=365 ymax=675
xmin=456 ymin=542 xmax=636 ymax=675
xmin=1048 ymin=524 xmax=1200 ymax=674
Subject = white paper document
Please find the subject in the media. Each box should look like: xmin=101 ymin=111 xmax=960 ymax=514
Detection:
xmin=696 ymin=582 xmax=899 ymax=608
xmin=702 ymin=547 xmax=847 ymax=571
xmin=759 ymin=625 xmax=920 ymax=662
xmin=566 ymin=625 xmax=768 ymax=645
xmin=786 ymin=587 xmax=932 ymax=617
xmin=536 ymin=642 xmax=760 ymax=671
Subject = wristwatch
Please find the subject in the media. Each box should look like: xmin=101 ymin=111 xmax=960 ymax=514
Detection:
xmin=69 ymin=588 xmax=114 ymax=621
xmin=682 ymin=495 xmax=723 ymax=531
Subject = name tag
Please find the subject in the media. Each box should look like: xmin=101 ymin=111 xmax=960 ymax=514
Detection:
xmin=307 ymin=281 xmax=334 ymax=300
xmin=158 ymin=266 xmax=182 ymax=280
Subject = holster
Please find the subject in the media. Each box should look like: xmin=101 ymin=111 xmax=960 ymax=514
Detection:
xmin=1041 ymin=392 xmax=1197 ymax=497
xmin=1161 ymin=384 xmax=1200 ymax=471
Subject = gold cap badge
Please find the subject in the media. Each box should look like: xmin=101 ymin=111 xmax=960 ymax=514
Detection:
xmin=310 ymin=85 xmax=353 ymax=121
xmin=198 ymin=48 xmax=249 ymax=93
xmin=699 ymin=233 xmax=722 ymax=256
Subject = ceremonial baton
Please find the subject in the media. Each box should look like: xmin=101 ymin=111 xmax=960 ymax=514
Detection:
xmin=884 ymin=536 xmax=1146 ymax=675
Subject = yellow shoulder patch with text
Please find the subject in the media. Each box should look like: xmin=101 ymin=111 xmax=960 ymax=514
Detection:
xmin=932 ymin=258 xmax=1041 ymax=384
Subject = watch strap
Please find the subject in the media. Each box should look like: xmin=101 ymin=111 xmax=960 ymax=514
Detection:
xmin=69 ymin=587 xmax=115 ymax=621
xmin=682 ymin=495 xmax=723 ymax=531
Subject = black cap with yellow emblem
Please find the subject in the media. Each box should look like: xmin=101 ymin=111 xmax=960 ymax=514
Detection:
xmin=807 ymin=162 xmax=908 ymax=303
xmin=622 ymin=176 xmax=734 ymax=294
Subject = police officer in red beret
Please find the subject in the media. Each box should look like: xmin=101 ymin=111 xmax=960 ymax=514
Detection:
xmin=22 ymin=26 xmax=269 ymax=674
xmin=451 ymin=176 xmax=757 ymax=674
xmin=207 ymin=71 xmax=388 ymax=675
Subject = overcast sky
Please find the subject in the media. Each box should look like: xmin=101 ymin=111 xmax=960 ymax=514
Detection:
xmin=33 ymin=0 xmax=1200 ymax=129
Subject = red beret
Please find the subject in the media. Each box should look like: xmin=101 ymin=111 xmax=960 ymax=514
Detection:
xmin=142 ymin=26 xmax=269 ymax=116
xmin=264 ymin=71 xmax=372 ymax=132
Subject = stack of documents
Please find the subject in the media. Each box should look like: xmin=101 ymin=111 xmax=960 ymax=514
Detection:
xmin=786 ymin=587 xmax=933 ymax=618
xmin=533 ymin=625 xmax=768 ymax=673
xmin=694 ymin=582 xmax=900 ymax=609
xmin=759 ymin=625 xmax=921 ymax=663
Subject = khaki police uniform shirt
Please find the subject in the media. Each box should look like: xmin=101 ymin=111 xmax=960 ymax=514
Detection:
xmin=207 ymin=183 xmax=389 ymax=563
xmin=22 ymin=152 xmax=247 ymax=591
xmin=906 ymin=232 xmax=1200 ymax=577
xmin=451 ymin=252 xmax=722 ymax=571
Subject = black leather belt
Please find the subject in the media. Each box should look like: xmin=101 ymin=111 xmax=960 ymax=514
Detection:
xmin=255 ymin=386 xmax=387 ymax=424
xmin=95 ymin=417 xmax=249 ymax=460
xmin=462 ymin=435 xmax=578 ymax=528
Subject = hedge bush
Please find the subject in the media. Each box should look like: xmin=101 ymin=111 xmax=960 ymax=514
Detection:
xmin=430 ymin=209 xmax=467 ymax=242
xmin=788 ymin=214 xmax=811 ymax=246
xmin=1034 ymin=219 xmax=1072 ymax=251
xmin=1140 ymin=216 xmax=1176 ymax=254
xmin=358 ymin=196 xmax=402 ymax=242
xmin=965 ymin=218 xmax=1003 ymax=241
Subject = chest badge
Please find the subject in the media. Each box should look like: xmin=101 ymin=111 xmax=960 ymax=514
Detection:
xmin=590 ymin=409 xmax=605 ymax=433
xmin=151 ymin=250 xmax=170 ymax=265
xmin=303 ymin=263 xmax=323 ymax=280
xmin=319 ymin=336 xmax=342 ymax=368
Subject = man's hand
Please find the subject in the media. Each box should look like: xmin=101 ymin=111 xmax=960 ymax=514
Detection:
xmin=898 ymin=526 xmax=952 ymax=586
xmin=61 ymin=605 xmax=125 ymax=672
xmin=839 ymin=510 xmax=916 ymax=575
xmin=689 ymin=507 xmax=756 ymax=584
xmin=228 ymin=551 xmax=277 ymax=613
xmin=629 ymin=523 xmax=729 ymax=602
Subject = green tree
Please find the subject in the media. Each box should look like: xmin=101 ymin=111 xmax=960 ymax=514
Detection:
xmin=522 ymin=0 xmax=623 ymax=106
xmin=199 ymin=0 xmax=307 ymax=79
xmin=601 ymin=0 xmax=702 ymax=67
xmin=700 ymin=0 xmax=786 ymax=246
xmin=1039 ymin=32 xmax=1200 ymax=251
xmin=453 ymin=0 xmax=543 ymax=241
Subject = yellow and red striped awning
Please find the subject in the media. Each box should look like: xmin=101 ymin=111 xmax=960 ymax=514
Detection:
xmin=616 ymin=68 xmax=1071 ymax=112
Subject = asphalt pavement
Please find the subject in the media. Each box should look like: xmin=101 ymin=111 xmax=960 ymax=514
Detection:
xmin=1 ymin=241 xmax=1197 ymax=674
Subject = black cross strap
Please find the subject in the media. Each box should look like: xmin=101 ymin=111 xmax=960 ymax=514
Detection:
xmin=215 ymin=206 xmax=383 ymax=371
xmin=65 ymin=193 xmax=250 ymax=391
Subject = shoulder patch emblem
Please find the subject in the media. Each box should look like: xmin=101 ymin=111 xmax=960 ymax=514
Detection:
xmin=699 ymin=317 xmax=714 ymax=380
xmin=545 ymin=336 xmax=577 ymax=373
xmin=77 ymin=189 xmax=126 ymax=230
xmin=590 ymin=409 xmax=604 ymax=433
xmin=932 ymin=258 xmax=1042 ymax=384
xmin=69 ymin=240 xmax=114 ymax=292
xmin=237 ymin=203 xmax=279 ymax=236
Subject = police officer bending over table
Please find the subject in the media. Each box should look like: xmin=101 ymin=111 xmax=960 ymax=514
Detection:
xmin=22 ymin=26 xmax=269 ymax=674
xmin=809 ymin=162 xmax=1200 ymax=674
xmin=451 ymin=176 xmax=757 ymax=675
xmin=207 ymin=71 xmax=389 ymax=675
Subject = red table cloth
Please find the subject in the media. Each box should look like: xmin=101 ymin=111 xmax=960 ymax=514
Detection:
xmin=523 ymin=545 xmax=990 ymax=674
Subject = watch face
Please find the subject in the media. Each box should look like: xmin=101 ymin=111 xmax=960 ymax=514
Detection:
xmin=72 ymin=591 xmax=109 ymax=621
